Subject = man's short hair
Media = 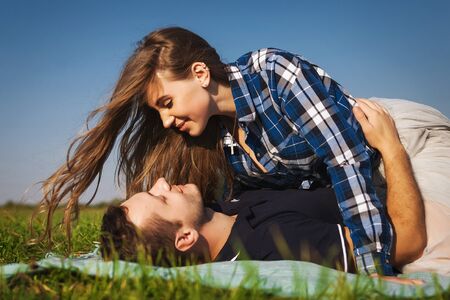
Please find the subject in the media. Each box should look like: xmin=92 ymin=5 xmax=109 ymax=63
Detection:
xmin=100 ymin=205 xmax=197 ymax=266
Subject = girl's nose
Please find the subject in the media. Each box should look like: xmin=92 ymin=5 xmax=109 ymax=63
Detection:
xmin=163 ymin=116 xmax=175 ymax=128
xmin=160 ymin=111 xmax=175 ymax=128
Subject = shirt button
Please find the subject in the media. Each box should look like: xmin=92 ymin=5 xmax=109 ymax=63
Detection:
xmin=256 ymin=153 xmax=261 ymax=158
xmin=300 ymin=180 xmax=312 ymax=190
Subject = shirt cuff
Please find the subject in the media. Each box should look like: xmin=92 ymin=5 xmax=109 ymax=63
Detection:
xmin=355 ymin=251 xmax=393 ymax=275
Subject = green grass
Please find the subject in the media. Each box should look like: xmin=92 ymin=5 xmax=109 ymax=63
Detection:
xmin=1 ymin=205 xmax=449 ymax=299
xmin=0 ymin=205 xmax=103 ymax=264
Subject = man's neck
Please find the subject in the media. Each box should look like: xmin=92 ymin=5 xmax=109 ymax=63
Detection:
xmin=199 ymin=208 xmax=236 ymax=260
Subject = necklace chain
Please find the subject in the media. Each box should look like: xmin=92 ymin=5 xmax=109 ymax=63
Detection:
xmin=230 ymin=116 xmax=238 ymax=155
xmin=231 ymin=115 xmax=237 ymax=139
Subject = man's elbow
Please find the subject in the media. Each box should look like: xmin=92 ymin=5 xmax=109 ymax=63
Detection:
xmin=396 ymin=231 xmax=427 ymax=266
xmin=392 ymin=225 xmax=427 ymax=268
xmin=410 ymin=232 xmax=427 ymax=261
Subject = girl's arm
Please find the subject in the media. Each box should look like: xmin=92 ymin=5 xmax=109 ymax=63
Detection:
xmin=268 ymin=50 xmax=393 ymax=275
xmin=353 ymin=98 xmax=427 ymax=267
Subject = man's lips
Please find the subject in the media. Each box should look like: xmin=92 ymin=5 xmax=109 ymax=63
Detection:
xmin=172 ymin=185 xmax=184 ymax=193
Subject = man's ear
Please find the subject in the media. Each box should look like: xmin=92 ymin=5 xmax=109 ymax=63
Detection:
xmin=191 ymin=62 xmax=210 ymax=88
xmin=174 ymin=228 xmax=199 ymax=252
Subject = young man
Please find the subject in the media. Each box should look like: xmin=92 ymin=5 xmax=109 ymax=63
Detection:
xmin=100 ymin=100 xmax=427 ymax=273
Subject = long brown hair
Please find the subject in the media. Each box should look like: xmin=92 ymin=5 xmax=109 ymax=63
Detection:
xmin=33 ymin=27 xmax=234 ymax=248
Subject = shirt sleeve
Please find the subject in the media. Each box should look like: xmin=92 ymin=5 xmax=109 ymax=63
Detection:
xmin=265 ymin=50 xmax=394 ymax=275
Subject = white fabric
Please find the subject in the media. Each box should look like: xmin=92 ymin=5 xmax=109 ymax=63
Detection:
xmin=370 ymin=97 xmax=450 ymax=275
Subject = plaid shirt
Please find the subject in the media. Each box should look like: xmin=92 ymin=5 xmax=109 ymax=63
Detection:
xmin=223 ymin=48 xmax=393 ymax=275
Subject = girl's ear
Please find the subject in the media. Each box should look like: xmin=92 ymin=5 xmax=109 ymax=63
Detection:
xmin=174 ymin=228 xmax=199 ymax=252
xmin=191 ymin=62 xmax=210 ymax=88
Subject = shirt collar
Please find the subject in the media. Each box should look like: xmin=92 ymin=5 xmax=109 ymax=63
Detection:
xmin=225 ymin=63 xmax=256 ymax=124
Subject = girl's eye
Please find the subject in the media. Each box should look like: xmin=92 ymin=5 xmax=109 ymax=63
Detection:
xmin=162 ymin=98 xmax=172 ymax=108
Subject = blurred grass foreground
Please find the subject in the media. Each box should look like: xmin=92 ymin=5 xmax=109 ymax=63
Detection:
xmin=1 ymin=204 xmax=449 ymax=299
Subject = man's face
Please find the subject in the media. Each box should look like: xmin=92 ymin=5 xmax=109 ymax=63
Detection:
xmin=122 ymin=178 xmax=204 ymax=230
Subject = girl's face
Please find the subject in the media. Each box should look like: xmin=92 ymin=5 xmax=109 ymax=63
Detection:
xmin=146 ymin=68 xmax=212 ymax=137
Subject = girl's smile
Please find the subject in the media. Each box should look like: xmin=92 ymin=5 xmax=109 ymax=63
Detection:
xmin=146 ymin=68 xmax=213 ymax=137
xmin=146 ymin=64 xmax=236 ymax=136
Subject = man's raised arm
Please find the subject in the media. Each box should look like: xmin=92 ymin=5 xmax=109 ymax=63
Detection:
xmin=353 ymin=98 xmax=427 ymax=268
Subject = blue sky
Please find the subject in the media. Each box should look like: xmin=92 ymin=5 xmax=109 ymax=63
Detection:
xmin=1 ymin=0 xmax=449 ymax=204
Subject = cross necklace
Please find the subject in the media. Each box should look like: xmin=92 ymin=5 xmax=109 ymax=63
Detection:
xmin=223 ymin=116 xmax=239 ymax=155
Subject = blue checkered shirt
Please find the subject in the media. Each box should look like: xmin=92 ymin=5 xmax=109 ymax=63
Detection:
xmin=223 ymin=48 xmax=393 ymax=275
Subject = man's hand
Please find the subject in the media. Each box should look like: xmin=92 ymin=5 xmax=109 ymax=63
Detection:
xmin=353 ymin=98 xmax=403 ymax=157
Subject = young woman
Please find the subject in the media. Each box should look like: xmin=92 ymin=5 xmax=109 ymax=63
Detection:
xmin=36 ymin=27 xmax=450 ymax=275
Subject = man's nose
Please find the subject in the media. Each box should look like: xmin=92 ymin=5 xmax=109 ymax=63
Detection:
xmin=149 ymin=177 xmax=171 ymax=196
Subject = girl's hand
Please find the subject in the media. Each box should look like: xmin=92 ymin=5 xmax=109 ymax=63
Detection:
xmin=353 ymin=98 xmax=403 ymax=157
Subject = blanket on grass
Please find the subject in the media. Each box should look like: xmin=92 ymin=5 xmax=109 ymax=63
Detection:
xmin=1 ymin=251 xmax=449 ymax=298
